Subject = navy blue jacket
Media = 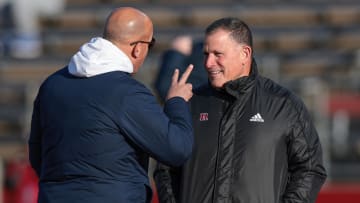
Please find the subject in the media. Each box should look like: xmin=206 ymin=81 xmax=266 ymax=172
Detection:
xmin=29 ymin=67 xmax=193 ymax=203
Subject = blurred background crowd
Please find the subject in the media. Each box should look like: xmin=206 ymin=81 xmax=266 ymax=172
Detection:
xmin=0 ymin=0 xmax=359 ymax=202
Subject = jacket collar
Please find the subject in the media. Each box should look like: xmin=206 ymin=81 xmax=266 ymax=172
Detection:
xmin=222 ymin=58 xmax=258 ymax=99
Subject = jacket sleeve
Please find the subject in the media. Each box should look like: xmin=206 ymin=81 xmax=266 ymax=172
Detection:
xmin=283 ymin=102 xmax=327 ymax=203
xmin=119 ymin=87 xmax=194 ymax=167
xmin=153 ymin=163 xmax=180 ymax=203
xmin=28 ymin=93 xmax=42 ymax=177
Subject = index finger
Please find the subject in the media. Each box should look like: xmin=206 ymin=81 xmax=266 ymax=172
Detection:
xmin=179 ymin=64 xmax=194 ymax=84
xmin=171 ymin=68 xmax=179 ymax=85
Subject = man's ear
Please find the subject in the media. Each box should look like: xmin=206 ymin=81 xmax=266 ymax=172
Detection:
xmin=242 ymin=45 xmax=252 ymax=59
xmin=131 ymin=43 xmax=141 ymax=58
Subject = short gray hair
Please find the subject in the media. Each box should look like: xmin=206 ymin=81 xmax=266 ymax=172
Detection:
xmin=205 ymin=17 xmax=253 ymax=48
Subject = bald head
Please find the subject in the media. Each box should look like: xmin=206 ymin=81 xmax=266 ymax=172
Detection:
xmin=103 ymin=7 xmax=153 ymax=45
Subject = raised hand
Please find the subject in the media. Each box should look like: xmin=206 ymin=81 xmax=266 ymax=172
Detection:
xmin=166 ymin=64 xmax=193 ymax=102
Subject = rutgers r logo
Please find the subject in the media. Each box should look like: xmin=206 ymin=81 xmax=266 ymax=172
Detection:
xmin=199 ymin=113 xmax=208 ymax=121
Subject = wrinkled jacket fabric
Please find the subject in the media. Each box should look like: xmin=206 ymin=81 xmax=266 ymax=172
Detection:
xmin=154 ymin=60 xmax=326 ymax=203
xmin=28 ymin=37 xmax=193 ymax=203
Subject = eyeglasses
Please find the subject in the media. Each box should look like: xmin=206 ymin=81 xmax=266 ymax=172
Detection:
xmin=130 ymin=37 xmax=156 ymax=49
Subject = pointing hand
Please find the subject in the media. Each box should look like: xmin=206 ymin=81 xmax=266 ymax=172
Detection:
xmin=166 ymin=64 xmax=194 ymax=102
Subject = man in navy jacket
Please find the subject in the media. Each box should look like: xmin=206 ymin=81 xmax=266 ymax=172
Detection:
xmin=28 ymin=7 xmax=194 ymax=203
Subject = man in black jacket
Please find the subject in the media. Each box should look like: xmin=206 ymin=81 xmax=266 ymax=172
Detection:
xmin=154 ymin=17 xmax=327 ymax=203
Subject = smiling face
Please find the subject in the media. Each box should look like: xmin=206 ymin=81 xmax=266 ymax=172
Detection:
xmin=203 ymin=28 xmax=252 ymax=89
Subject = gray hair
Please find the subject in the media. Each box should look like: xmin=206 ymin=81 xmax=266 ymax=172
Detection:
xmin=205 ymin=17 xmax=253 ymax=48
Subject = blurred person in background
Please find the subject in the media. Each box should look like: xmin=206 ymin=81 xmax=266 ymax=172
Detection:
xmin=28 ymin=7 xmax=194 ymax=202
xmin=154 ymin=17 xmax=327 ymax=203
xmin=0 ymin=0 xmax=66 ymax=59
xmin=3 ymin=146 xmax=38 ymax=203
xmin=154 ymin=35 xmax=207 ymax=102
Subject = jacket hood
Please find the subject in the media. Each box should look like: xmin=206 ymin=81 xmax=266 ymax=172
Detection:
xmin=68 ymin=37 xmax=133 ymax=77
